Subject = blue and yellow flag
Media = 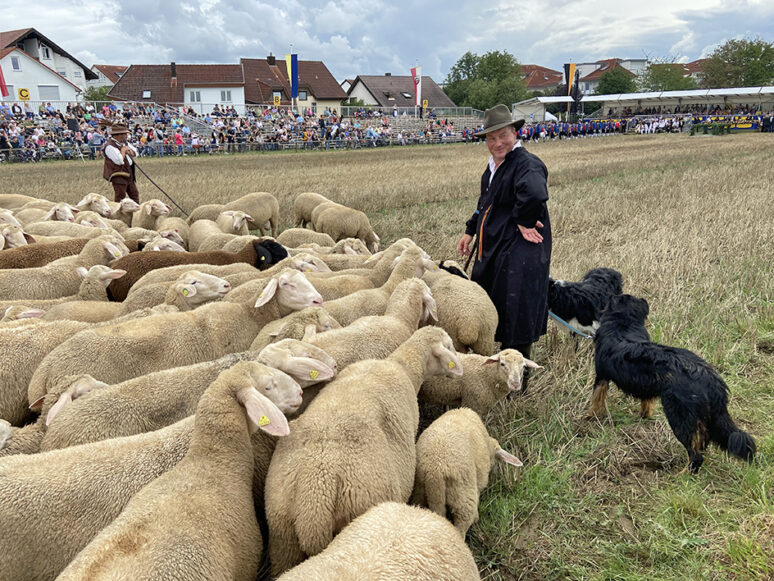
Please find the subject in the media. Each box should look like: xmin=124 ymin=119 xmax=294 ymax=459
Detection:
xmin=285 ymin=54 xmax=299 ymax=99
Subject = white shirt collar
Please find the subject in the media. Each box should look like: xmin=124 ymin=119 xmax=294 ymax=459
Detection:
xmin=488 ymin=140 xmax=522 ymax=183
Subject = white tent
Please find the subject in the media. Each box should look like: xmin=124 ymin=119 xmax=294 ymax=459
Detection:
xmin=511 ymin=96 xmax=574 ymax=122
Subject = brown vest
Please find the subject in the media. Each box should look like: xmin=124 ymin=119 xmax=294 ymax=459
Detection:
xmin=102 ymin=138 xmax=134 ymax=182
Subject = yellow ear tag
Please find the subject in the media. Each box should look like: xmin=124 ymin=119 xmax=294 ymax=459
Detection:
xmin=310 ymin=369 xmax=319 ymax=380
xmin=305 ymin=269 xmax=311 ymax=272
xmin=259 ymin=415 xmax=270 ymax=426
xmin=258 ymin=292 xmax=264 ymax=299
xmin=113 ymin=251 xmax=121 ymax=257
xmin=260 ymin=256 xmax=265 ymax=261
xmin=366 ymin=256 xmax=374 ymax=261
xmin=448 ymin=361 xmax=456 ymax=369
xmin=182 ymin=288 xmax=189 ymax=296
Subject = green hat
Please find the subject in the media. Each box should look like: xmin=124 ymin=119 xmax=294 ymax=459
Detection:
xmin=475 ymin=104 xmax=525 ymax=138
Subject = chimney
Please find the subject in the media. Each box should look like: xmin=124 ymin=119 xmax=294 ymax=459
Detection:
xmin=267 ymin=53 xmax=276 ymax=66
xmin=170 ymin=62 xmax=177 ymax=88
xmin=385 ymin=72 xmax=391 ymax=76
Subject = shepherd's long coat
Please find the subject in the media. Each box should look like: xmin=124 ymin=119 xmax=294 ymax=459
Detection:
xmin=465 ymin=146 xmax=552 ymax=346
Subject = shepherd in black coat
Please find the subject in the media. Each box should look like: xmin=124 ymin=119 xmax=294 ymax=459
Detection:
xmin=458 ymin=105 xmax=552 ymax=361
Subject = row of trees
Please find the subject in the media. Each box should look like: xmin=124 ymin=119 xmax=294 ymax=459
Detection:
xmin=443 ymin=38 xmax=774 ymax=110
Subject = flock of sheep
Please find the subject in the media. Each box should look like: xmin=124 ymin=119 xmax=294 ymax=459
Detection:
xmin=0 ymin=190 xmax=535 ymax=580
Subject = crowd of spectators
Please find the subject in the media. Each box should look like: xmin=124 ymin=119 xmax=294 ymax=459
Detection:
xmin=2 ymin=99 xmax=772 ymax=163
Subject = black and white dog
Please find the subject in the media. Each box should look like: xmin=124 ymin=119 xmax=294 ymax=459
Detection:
xmin=547 ymin=268 xmax=623 ymax=336
xmin=590 ymin=294 xmax=756 ymax=474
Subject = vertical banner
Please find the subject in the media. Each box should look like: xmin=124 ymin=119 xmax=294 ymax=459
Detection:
xmin=411 ymin=66 xmax=422 ymax=106
xmin=285 ymin=54 xmax=299 ymax=99
xmin=564 ymin=63 xmax=576 ymax=96
xmin=0 ymin=64 xmax=9 ymax=98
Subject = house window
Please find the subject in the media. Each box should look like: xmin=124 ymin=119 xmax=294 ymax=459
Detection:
xmin=41 ymin=46 xmax=51 ymax=60
xmin=57 ymin=68 xmax=67 ymax=78
xmin=190 ymin=91 xmax=201 ymax=102
xmin=74 ymin=70 xmax=82 ymax=78
xmin=298 ymin=90 xmax=307 ymax=101
xmin=38 ymin=85 xmax=60 ymax=100
xmin=221 ymin=90 xmax=232 ymax=102
xmin=10 ymin=56 xmax=21 ymax=71
xmin=142 ymin=90 xmax=151 ymax=99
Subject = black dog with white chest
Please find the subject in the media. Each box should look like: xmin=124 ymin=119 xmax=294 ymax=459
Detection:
xmin=548 ymin=267 xmax=623 ymax=336
xmin=590 ymin=294 xmax=756 ymax=474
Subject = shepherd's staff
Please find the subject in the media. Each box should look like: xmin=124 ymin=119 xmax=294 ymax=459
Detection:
xmin=463 ymin=235 xmax=478 ymax=275
xmin=132 ymin=161 xmax=189 ymax=217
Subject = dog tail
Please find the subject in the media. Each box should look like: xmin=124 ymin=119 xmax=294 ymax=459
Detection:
xmin=711 ymin=410 xmax=756 ymax=462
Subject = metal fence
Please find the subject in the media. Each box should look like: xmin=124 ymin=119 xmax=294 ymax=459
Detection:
xmin=339 ymin=105 xmax=484 ymax=119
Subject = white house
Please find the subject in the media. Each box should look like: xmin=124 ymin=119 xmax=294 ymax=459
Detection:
xmin=1 ymin=28 xmax=96 ymax=92
xmin=1 ymin=47 xmax=81 ymax=104
xmin=88 ymin=65 xmax=128 ymax=89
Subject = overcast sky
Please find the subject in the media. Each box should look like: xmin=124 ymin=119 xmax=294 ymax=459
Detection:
xmin=5 ymin=0 xmax=773 ymax=81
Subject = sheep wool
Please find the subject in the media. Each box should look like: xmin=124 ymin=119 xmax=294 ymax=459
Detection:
xmin=411 ymin=408 xmax=523 ymax=536
xmin=293 ymin=192 xmax=331 ymax=228
xmin=277 ymin=227 xmax=335 ymax=247
xmin=277 ymin=502 xmax=481 ymax=581
xmin=265 ymin=326 xmax=462 ymax=575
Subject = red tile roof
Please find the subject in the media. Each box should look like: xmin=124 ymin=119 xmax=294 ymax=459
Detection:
xmin=108 ymin=64 xmax=245 ymax=103
xmin=348 ymin=75 xmax=456 ymax=107
xmin=684 ymin=59 xmax=710 ymax=74
xmin=521 ymin=64 xmax=564 ymax=89
xmin=580 ymin=59 xmax=635 ymax=82
xmin=92 ymin=64 xmax=128 ymax=84
xmin=240 ymin=58 xmax=346 ymax=104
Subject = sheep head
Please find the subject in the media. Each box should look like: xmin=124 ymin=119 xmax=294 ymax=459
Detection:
xmin=483 ymin=349 xmax=542 ymax=392
xmin=254 ymin=269 xmax=323 ymax=314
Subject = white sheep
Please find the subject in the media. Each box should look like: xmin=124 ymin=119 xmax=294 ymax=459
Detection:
xmin=41 ymin=358 xmax=306 ymax=451
xmin=0 ymin=234 xmax=128 ymax=300
xmin=0 ymin=367 xmax=295 ymax=581
xmin=107 ymin=196 xmax=141 ymax=226
xmin=0 ymin=208 xmax=24 ymax=228
xmin=57 ymin=363 xmax=290 ymax=580
xmin=187 ymin=192 xmax=280 ymax=237
xmin=256 ymin=338 xmax=338 ymax=389
xmin=293 ymin=192 xmax=331 ymax=228
xmin=265 ymin=326 xmax=463 ymax=575
xmin=155 ymin=215 xmax=190 ymax=247
xmin=131 ymin=198 xmax=172 ymax=230
xmin=0 ymin=193 xmax=44 ymax=210
xmin=422 ymin=267 xmax=499 ymax=355
xmin=27 ymin=268 xmax=323 ymax=407
xmin=277 ymin=227 xmax=335 ymax=247
xmin=250 ymin=306 xmax=340 ymax=351
xmin=419 ymin=349 xmax=542 ymax=416
xmin=141 ymin=235 xmax=187 ymax=252
xmin=118 ymin=269 xmax=232 ymax=314
xmin=14 ymin=201 xmax=77 ymax=225
xmin=276 ymin=502 xmax=481 ymax=581
xmin=1 ymin=305 xmax=45 ymax=322
xmin=312 ymin=204 xmax=380 ymax=252
xmin=0 ymin=223 xmax=35 ymax=249
xmin=23 ymin=221 xmax=119 ymax=240
xmin=0 ymin=374 xmax=108 ymax=457
xmin=75 ymin=193 xmax=113 ymax=217
xmin=73 ymin=210 xmax=111 ymax=229
xmin=129 ymin=262 xmax=258 ymax=293
xmin=411 ymin=408 xmax=523 ymax=536
xmin=189 ymin=210 xmax=254 ymax=251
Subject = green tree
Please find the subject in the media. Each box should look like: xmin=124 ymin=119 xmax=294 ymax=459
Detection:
xmin=596 ymin=67 xmax=637 ymax=95
xmin=443 ymin=50 xmax=526 ymax=110
xmin=639 ymin=63 xmax=697 ymax=91
xmin=82 ymin=85 xmax=112 ymax=102
xmin=701 ymin=37 xmax=774 ymax=88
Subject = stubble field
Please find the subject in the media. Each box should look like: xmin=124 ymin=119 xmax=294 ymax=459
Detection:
xmin=2 ymin=133 xmax=773 ymax=580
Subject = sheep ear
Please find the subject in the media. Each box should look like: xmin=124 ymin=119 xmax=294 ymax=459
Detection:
xmin=69 ymin=206 xmax=80 ymax=214
xmin=122 ymin=198 xmax=141 ymax=211
xmin=222 ymin=211 xmax=236 ymax=216
xmin=76 ymin=195 xmax=90 ymax=207
xmin=29 ymin=396 xmax=46 ymax=413
xmin=0 ymin=236 xmax=5 ymax=250
xmin=268 ymin=330 xmax=280 ymax=337
xmin=23 ymin=232 xmax=36 ymax=243
xmin=41 ymin=206 xmax=57 ymax=221
xmin=145 ymin=204 xmax=154 ymax=215
xmin=343 ymin=246 xmax=357 ymax=255
xmin=483 ymin=354 xmax=500 ymax=365
xmin=286 ymin=357 xmax=335 ymax=384
xmin=245 ymin=214 xmax=255 ymax=223
xmin=103 ymin=241 xmax=123 ymax=259
xmin=76 ymin=266 xmax=89 ymax=278
xmin=99 ymin=269 xmax=127 ymax=281
xmin=495 ymin=448 xmax=523 ymax=467
xmin=176 ymin=283 xmax=197 ymax=298
xmin=45 ymin=392 xmax=74 ymax=426
xmin=0 ymin=419 xmax=11 ymax=450
xmin=237 ymin=387 xmax=290 ymax=436
xmin=18 ymin=308 xmax=45 ymax=319
xmin=254 ymin=278 xmax=279 ymax=307
xmin=302 ymin=324 xmax=317 ymax=341
xmin=523 ymin=358 xmax=543 ymax=370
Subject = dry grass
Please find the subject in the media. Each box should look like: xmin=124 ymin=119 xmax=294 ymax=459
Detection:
xmin=2 ymin=134 xmax=773 ymax=579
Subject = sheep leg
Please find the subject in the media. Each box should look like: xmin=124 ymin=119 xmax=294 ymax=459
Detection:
xmin=447 ymin=485 xmax=479 ymax=537
xmin=587 ymin=378 xmax=609 ymax=417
